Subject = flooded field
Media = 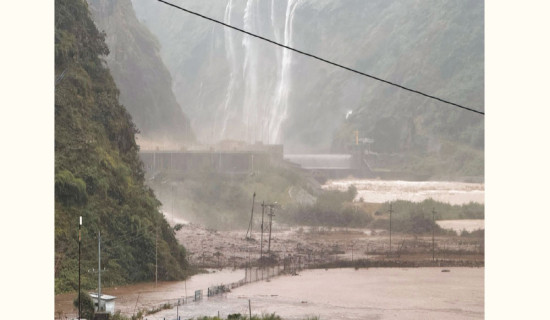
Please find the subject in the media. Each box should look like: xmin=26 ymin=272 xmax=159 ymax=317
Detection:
xmin=56 ymin=267 xmax=483 ymax=320
xmin=55 ymin=269 xmax=244 ymax=318
xmin=437 ymin=220 xmax=485 ymax=233
xmin=56 ymin=178 xmax=485 ymax=319
xmin=323 ymin=179 xmax=484 ymax=205
xmin=146 ymin=268 xmax=484 ymax=320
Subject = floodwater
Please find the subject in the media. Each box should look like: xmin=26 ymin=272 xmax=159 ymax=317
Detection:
xmin=323 ymin=179 xmax=484 ymax=205
xmin=55 ymin=269 xmax=244 ymax=318
xmin=437 ymin=220 xmax=485 ymax=233
xmin=144 ymin=268 xmax=484 ymax=320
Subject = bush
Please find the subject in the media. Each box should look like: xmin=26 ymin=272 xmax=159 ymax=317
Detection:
xmin=280 ymin=186 xmax=372 ymax=228
xmin=73 ymin=291 xmax=95 ymax=320
xmin=55 ymin=169 xmax=88 ymax=205
xmin=460 ymin=229 xmax=484 ymax=238
xmin=378 ymin=199 xmax=484 ymax=221
xmin=369 ymin=211 xmax=442 ymax=235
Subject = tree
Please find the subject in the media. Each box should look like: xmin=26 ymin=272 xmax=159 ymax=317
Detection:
xmin=73 ymin=291 xmax=95 ymax=320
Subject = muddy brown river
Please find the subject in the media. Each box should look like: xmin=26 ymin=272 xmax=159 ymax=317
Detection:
xmin=323 ymin=179 xmax=484 ymax=205
xmin=56 ymin=268 xmax=483 ymax=320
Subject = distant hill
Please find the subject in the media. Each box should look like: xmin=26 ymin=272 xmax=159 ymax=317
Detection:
xmin=86 ymin=0 xmax=194 ymax=147
xmin=55 ymin=0 xmax=188 ymax=293
xmin=132 ymin=0 xmax=483 ymax=179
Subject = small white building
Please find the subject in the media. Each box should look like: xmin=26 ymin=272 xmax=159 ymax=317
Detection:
xmin=89 ymin=293 xmax=116 ymax=315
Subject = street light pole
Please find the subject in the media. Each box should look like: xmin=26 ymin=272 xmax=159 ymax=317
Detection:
xmin=155 ymin=227 xmax=158 ymax=287
xmin=98 ymin=230 xmax=102 ymax=312
xmin=267 ymin=205 xmax=275 ymax=253
xmin=432 ymin=208 xmax=436 ymax=262
xmin=260 ymin=202 xmax=265 ymax=259
xmin=79 ymin=216 xmax=82 ymax=320
xmin=389 ymin=203 xmax=393 ymax=254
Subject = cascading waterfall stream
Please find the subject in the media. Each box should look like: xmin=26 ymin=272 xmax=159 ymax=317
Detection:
xmin=241 ymin=0 xmax=258 ymax=143
xmin=219 ymin=0 xmax=300 ymax=145
xmin=270 ymin=0 xmax=300 ymax=144
xmin=220 ymin=0 xmax=237 ymax=139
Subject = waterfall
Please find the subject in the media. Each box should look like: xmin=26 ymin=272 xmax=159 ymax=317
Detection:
xmin=220 ymin=0 xmax=237 ymax=139
xmin=270 ymin=0 xmax=300 ymax=144
xmin=242 ymin=0 xmax=259 ymax=143
xmin=218 ymin=0 xmax=300 ymax=145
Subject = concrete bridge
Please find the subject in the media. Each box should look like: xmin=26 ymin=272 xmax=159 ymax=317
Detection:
xmin=139 ymin=149 xmax=280 ymax=174
xmin=284 ymin=153 xmax=373 ymax=178
xmin=139 ymin=147 xmax=372 ymax=178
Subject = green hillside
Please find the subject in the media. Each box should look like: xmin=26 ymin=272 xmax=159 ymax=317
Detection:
xmin=55 ymin=0 xmax=188 ymax=294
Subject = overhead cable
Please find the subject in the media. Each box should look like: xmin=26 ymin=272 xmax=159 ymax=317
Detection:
xmin=157 ymin=0 xmax=484 ymax=116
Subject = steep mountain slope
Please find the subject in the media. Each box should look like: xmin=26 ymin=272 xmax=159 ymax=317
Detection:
xmin=86 ymin=0 xmax=194 ymax=146
xmin=132 ymin=0 xmax=483 ymax=178
xmin=55 ymin=0 xmax=188 ymax=293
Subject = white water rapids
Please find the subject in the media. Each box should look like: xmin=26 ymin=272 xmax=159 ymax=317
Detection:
xmin=323 ymin=179 xmax=485 ymax=205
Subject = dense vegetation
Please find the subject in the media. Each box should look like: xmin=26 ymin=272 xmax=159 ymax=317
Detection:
xmin=149 ymin=156 xmax=482 ymax=232
xmin=55 ymin=0 xmax=188 ymax=294
xmin=73 ymin=291 xmax=95 ymax=320
xmin=376 ymin=199 xmax=484 ymax=221
xmin=280 ymin=189 xmax=483 ymax=233
xmin=281 ymin=186 xmax=373 ymax=227
xmin=149 ymin=163 xmax=322 ymax=229
xmin=369 ymin=199 xmax=484 ymax=234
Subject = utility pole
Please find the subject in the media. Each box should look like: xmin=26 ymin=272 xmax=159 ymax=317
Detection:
xmin=155 ymin=227 xmax=158 ymax=286
xmin=245 ymin=192 xmax=256 ymax=239
xmin=98 ymin=230 xmax=102 ymax=312
xmin=432 ymin=207 xmax=436 ymax=262
xmin=79 ymin=216 xmax=82 ymax=320
xmin=267 ymin=205 xmax=275 ymax=253
xmin=171 ymin=185 xmax=175 ymax=225
xmin=260 ymin=202 xmax=265 ymax=259
xmin=389 ymin=203 xmax=393 ymax=254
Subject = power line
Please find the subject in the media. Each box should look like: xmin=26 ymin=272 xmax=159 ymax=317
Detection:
xmin=157 ymin=0 xmax=484 ymax=116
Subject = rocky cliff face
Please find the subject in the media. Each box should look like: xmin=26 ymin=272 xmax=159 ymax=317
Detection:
xmin=87 ymin=0 xmax=194 ymax=147
xmin=135 ymin=0 xmax=484 ymax=177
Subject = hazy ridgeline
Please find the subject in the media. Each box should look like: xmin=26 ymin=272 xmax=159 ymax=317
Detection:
xmin=86 ymin=0 xmax=194 ymax=145
xmin=129 ymin=0 xmax=483 ymax=178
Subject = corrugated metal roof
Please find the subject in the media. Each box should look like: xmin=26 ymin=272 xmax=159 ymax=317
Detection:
xmin=89 ymin=293 xmax=116 ymax=300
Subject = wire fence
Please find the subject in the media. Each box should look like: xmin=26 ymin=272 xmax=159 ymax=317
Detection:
xmin=137 ymin=264 xmax=296 ymax=319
